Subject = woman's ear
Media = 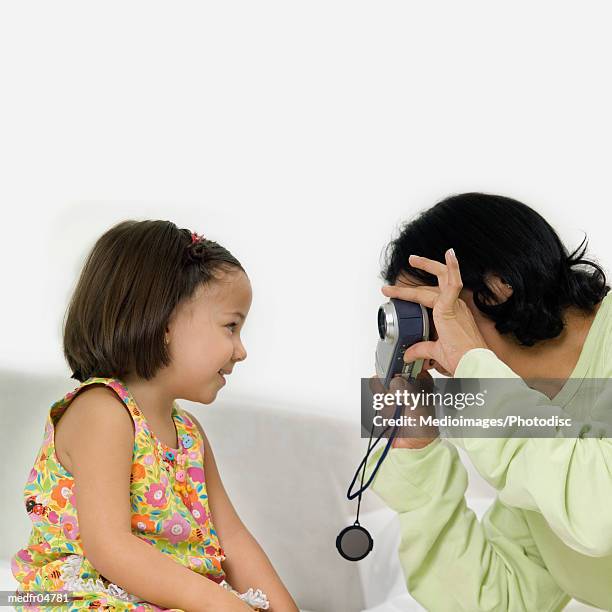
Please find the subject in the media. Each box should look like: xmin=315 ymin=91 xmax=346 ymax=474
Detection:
xmin=483 ymin=274 xmax=513 ymax=304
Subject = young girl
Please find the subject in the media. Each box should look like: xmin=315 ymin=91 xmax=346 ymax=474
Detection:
xmin=11 ymin=220 xmax=299 ymax=612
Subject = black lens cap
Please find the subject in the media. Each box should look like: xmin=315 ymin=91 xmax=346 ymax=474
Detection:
xmin=336 ymin=524 xmax=374 ymax=561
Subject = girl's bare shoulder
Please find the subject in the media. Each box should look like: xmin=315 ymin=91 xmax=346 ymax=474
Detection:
xmin=54 ymin=385 xmax=134 ymax=474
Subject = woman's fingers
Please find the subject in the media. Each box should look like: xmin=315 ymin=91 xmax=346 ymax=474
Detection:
xmin=388 ymin=374 xmax=409 ymax=392
xmin=408 ymin=254 xmax=447 ymax=279
xmin=404 ymin=249 xmax=462 ymax=313
xmin=381 ymin=284 xmax=438 ymax=308
xmin=436 ymin=248 xmax=463 ymax=312
xmin=402 ymin=340 xmax=437 ymax=364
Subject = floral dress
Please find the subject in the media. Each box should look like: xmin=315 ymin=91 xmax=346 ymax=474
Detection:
xmin=11 ymin=377 xmax=269 ymax=611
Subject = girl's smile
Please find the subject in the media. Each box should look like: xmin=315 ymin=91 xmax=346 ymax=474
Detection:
xmin=171 ymin=269 xmax=251 ymax=402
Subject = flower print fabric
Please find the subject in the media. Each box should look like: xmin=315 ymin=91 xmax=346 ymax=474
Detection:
xmin=11 ymin=377 xmax=268 ymax=611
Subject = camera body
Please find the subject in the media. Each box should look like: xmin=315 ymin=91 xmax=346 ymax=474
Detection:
xmin=375 ymin=298 xmax=430 ymax=388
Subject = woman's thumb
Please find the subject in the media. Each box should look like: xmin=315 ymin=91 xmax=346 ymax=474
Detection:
xmin=403 ymin=340 xmax=435 ymax=364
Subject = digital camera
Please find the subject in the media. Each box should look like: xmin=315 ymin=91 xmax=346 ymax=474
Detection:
xmin=375 ymin=298 xmax=430 ymax=389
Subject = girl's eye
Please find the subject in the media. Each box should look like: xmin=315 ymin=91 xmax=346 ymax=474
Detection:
xmin=225 ymin=322 xmax=238 ymax=332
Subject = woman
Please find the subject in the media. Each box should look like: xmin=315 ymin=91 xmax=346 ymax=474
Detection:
xmin=365 ymin=193 xmax=612 ymax=611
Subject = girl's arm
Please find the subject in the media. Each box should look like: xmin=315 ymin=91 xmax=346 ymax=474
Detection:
xmin=64 ymin=388 xmax=253 ymax=612
xmin=185 ymin=410 xmax=299 ymax=612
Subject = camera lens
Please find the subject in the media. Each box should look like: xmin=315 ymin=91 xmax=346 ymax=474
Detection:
xmin=377 ymin=307 xmax=387 ymax=340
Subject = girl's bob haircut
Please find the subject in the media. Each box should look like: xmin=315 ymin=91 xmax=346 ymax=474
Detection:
xmin=382 ymin=192 xmax=610 ymax=347
xmin=63 ymin=219 xmax=245 ymax=382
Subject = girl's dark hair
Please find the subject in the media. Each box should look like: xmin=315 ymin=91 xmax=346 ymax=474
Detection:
xmin=63 ymin=220 xmax=245 ymax=382
xmin=383 ymin=192 xmax=610 ymax=346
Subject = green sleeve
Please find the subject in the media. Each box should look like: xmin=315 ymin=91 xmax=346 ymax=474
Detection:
xmin=364 ymin=441 xmax=570 ymax=612
xmin=452 ymin=348 xmax=612 ymax=557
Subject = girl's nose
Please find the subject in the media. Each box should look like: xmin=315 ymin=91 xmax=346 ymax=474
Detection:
xmin=234 ymin=343 xmax=247 ymax=362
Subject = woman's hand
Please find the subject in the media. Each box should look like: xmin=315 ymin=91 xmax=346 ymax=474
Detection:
xmin=382 ymin=249 xmax=488 ymax=377
xmin=390 ymin=370 xmax=440 ymax=449
xmin=369 ymin=369 xmax=439 ymax=449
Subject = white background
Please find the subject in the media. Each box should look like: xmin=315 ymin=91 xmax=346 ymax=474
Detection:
xmin=1 ymin=1 xmax=611 ymax=419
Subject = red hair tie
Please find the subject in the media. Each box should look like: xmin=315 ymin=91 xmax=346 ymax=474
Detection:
xmin=191 ymin=231 xmax=204 ymax=244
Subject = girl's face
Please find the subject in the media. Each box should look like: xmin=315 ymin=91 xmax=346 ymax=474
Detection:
xmin=164 ymin=269 xmax=252 ymax=404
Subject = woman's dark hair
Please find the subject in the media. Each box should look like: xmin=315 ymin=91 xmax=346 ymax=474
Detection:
xmin=63 ymin=220 xmax=245 ymax=382
xmin=382 ymin=192 xmax=610 ymax=346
